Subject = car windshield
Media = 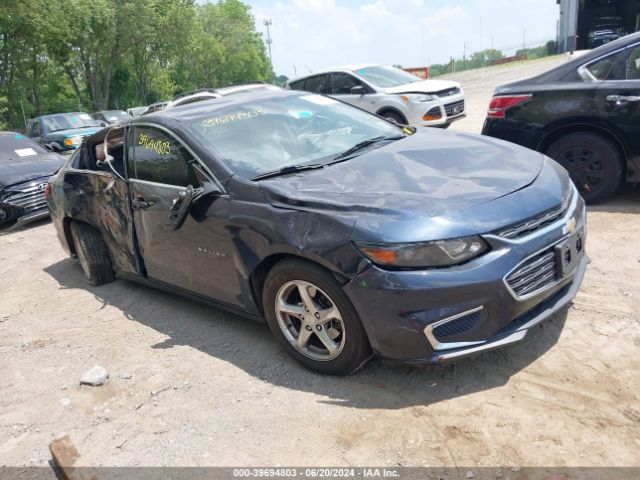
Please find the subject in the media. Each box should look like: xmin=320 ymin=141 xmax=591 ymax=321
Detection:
xmin=354 ymin=66 xmax=421 ymax=88
xmin=102 ymin=110 xmax=130 ymax=123
xmin=42 ymin=113 xmax=102 ymax=132
xmin=184 ymin=93 xmax=403 ymax=179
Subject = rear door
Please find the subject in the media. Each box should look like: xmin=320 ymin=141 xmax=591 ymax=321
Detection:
xmin=303 ymin=74 xmax=332 ymax=95
xmin=127 ymin=124 xmax=239 ymax=304
xmin=596 ymin=42 xmax=640 ymax=170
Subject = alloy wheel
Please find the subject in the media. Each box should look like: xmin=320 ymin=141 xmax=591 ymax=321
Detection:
xmin=275 ymin=280 xmax=346 ymax=361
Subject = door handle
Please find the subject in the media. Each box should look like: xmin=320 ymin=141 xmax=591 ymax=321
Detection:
xmin=607 ymin=94 xmax=640 ymax=103
xmin=131 ymin=198 xmax=149 ymax=210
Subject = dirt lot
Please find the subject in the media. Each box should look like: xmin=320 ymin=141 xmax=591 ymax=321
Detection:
xmin=1 ymin=55 xmax=639 ymax=469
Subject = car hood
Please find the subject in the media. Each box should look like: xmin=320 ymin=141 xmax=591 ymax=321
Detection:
xmin=260 ymin=129 xmax=544 ymax=223
xmin=382 ymin=79 xmax=461 ymax=94
xmin=0 ymin=154 xmax=64 ymax=189
xmin=43 ymin=127 xmax=102 ymax=139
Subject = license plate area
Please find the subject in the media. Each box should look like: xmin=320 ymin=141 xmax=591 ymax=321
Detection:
xmin=554 ymin=232 xmax=583 ymax=278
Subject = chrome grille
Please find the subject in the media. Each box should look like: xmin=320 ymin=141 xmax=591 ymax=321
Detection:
xmin=506 ymin=248 xmax=557 ymax=298
xmin=2 ymin=182 xmax=48 ymax=216
xmin=434 ymin=87 xmax=461 ymax=97
xmin=496 ymin=188 xmax=573 ymax=240
xmin=444 ymin=100 xmax=464 ymax=117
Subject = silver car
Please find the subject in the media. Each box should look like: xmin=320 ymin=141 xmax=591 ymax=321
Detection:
xmin=286 ymin=64 xmax=465 ymax=128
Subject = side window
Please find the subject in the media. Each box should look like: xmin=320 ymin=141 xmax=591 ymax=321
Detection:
xmin=288 ymin=79 xmax=305 ymax=90
xmin=131 ymin=126 xmax=197 ymax=187
xmin=331 ymin=73 xmax=366 ymax=94
xmin=586 ymin=52 xmax=622 ymax=80
xmin=304 ymin=74 xmax=331 ymax=94
xmin=625 ymin=45 xmax=640 ymax=80
xmin=31 ymin=122 xmax=42 ymax=137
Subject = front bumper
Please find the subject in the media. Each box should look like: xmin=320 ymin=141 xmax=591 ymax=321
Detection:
xmin=0 ymin=179 xmax=50 ymax=231
xmin=343 ymin=189 xmax=587 ymax=365
xmin=406 ymin=92 xmax=466 ymax=127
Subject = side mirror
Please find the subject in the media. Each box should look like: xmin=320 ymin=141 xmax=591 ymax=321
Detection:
xmin=48 ymin=142 xmax=63 ymax=153
xmin=43 ymin=144 xmax=54 ymax=152
xmin=350 ymin=85 xmax=366 ymax=96
xmin=191 ymin=163 xmax=223 ymax=202
xmin=168 ymin=185 xmax=195 ymax=229
xmin=99 ymin=121 xmax=108 ymax=127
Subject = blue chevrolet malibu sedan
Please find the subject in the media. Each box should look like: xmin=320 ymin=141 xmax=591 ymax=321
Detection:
xmin=46 ymin=90 xmax=587 ymax=374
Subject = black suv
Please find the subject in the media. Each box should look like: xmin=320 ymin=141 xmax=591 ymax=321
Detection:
xmin=482 ymin=31 xmax=640 ymax=202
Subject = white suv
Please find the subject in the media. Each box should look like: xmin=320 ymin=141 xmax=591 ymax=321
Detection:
xmin=286 ymin=64 xmax=465 ymax=128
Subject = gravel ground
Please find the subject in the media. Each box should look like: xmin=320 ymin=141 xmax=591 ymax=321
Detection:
xmin=1 ymin=56 xmax=639 ymax=468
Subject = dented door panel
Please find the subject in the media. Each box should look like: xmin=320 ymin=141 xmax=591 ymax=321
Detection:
xmin=56 ymin=170 xmax=137 ymax=276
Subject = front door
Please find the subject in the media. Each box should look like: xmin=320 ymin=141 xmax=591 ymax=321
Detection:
xmin=127 ymin=124 xmax=238 ymax=305
xmin=330 ymin=72 xmax=376 ymax=112
xmin=596 ymin=42 xmax=640 ymax=174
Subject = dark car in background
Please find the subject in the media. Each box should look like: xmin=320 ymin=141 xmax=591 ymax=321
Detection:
xmin=482 ymin=32 xmax=640 ymax=202
xmin=0 ymin=132 xmax=64 ymax=230
xmin=47 ymin=90 xmax=586 ymax=375
xmin=27 ymin=112 xmax=104 ymax=152
xmin=588 ymin=17 xmax=626 ymax=49
xmin=91 ymin=110 xmax=131 ymax=126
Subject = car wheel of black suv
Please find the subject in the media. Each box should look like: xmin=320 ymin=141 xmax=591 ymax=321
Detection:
xmin=70 ymin=221 xmax=115 ymax=286
xmin=546 ymin=132 xmax=624 ymax=203
xmin=263 ymin=259 xmax=371 ymax=375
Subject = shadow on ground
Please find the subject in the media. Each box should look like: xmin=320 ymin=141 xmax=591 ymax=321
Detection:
xmin=44 ymin=256 xmax=570 ymax=410
xmin=0 ymin=217 xmax=50 ymax=236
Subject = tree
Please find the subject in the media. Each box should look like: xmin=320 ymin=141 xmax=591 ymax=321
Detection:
xmin=0 ymin=0 xmax=273 ymax=129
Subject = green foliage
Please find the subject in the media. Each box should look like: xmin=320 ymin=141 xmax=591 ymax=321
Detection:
xmin=0 ymin=0 xmax=274 ymax=131
xmin=429 ymin=43 xmax=552 ymax=77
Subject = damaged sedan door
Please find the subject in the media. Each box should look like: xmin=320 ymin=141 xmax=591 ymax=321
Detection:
xmin=127 ymin=124 xmax=229 ymax=297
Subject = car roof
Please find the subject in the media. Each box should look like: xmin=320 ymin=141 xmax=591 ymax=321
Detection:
xmin=498 ymin=30 xmax=640 ymax=90
xmin=134 ymin=89 xmax=302 ymax=123
xmin=166 ymin=92 xmax=221 ymax=109
xmin=288 ymin=64 xmax=380 ymax=83
xmin=217 ymin=84 xmax=282 ymax=96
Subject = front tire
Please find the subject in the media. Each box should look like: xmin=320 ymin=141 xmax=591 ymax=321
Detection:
xmin=70 ymin=221 xmax=114 ymax=286
xmin=546 ymin=132 xmax=624 ymax=203
xmin=381 ymin=111 xmax=406 ymax=126
xmin=263 ymin=259 xmax=371 ymax=375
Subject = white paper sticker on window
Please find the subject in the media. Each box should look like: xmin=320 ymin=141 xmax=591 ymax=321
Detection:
xmin=79 ymin=113 xmax=92 ymax=120
xmin=300 ymin=94 xmax=338 ymax=106
xmin=15 ymin=148 xmax=37 ymax=157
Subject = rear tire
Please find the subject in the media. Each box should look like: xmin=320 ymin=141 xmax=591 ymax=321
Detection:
xmin=70 ymin=221 xmax=114 ymax=286
xmin=546 ymin=132 xmax=624 ymax=203
xmin=262 ymin=259 xmax=371 ymax=375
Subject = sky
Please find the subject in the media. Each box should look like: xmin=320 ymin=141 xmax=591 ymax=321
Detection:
xmin=244 ymin=0 xmax=560 ymax=78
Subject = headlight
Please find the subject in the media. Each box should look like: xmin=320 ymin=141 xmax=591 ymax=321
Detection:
xmin=355 ymin=236 xmax=488 ymax=268
xmin=63 ymin=136 xmax=82 ymax=147
xmin=400 ymin=94 xmax=436 ymax=103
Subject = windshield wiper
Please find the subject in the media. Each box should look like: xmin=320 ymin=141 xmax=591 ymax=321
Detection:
xmin=252 ymin=163 xmax=325 ymax=181
xmin=328 ymin=135 xmax=405 ymax=164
